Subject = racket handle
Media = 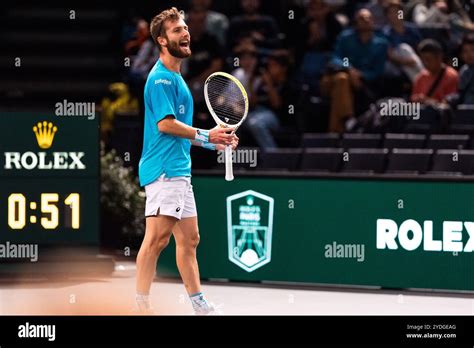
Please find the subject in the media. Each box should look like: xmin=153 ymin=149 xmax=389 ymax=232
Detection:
xmin=225 ymin=145 xmax=234 ymax=181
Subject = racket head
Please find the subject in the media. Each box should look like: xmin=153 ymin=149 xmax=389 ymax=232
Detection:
xmin=204 ymin=72 xmax=249 ymax=130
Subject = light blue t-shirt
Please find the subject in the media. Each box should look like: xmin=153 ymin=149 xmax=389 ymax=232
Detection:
xmin=138 ymin=59 xmax=194 ymax=187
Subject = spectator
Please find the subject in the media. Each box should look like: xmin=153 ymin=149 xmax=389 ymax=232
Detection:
xmin=363 ymin=0 xmax=389 ymax=29
xmin=456 ymin=33 xmax=474 ymax=104
xmin=411 ymin=39 xmax=459 ymax=104
xmin=232 ymin=43 xmax=259 ymax=93
xmin=446 ymin=0 xmax=474 ymax=47
xmin=125 ymin=19 xmax=150 ymax=56
xmin=383 ymin=0 xmax=424 ymax=83
xmin=412 ymin=0 xmax=451 ymax=26
xmin=182 ymin=7 xmax=224 ymax=92
xmin=130 ymin=37 xmax=160 ymax=80
xmin=188 ymin=0 xmax=229 ymax=46
xmin=413 ymin=0 xmax=474 ymax=30
xmin=295 ymin=0 xmax=345 ymax=92
xmin=321 ymin=9 xmax=389 ymax=133
xmin=227 ymin=0 xmax=280 ymax=50
xmin=244 ymin=50 xmax=296 ymax=149
xmin=182 ymin=7 xmax=224 ymax=127
xmin=296 ymin=0 xmax=345 ymax=58
xmin=411 ymin=0 xmax=474 ymax=37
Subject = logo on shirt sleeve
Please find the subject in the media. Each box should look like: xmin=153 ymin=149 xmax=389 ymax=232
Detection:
xmin=155 ymin=79 xmax=172 ymax=85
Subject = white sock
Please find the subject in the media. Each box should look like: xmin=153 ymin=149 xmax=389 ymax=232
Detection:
xmin=136 ymin=293 xmax=151 ymax=310
xmin=189 ymin=292 xmax=211 ymax=313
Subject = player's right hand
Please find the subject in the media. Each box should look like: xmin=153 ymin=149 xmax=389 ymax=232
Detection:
xmin=216 ymin=134 xmax=239 ymax=150
xmin=209 ymin=126 xmax=236 ymax=145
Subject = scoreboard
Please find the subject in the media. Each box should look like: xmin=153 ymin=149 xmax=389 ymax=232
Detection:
xmin=0 ymin=113 xmax=99 ymax=245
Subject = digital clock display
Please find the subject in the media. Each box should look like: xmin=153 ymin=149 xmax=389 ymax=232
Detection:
xmin=8 ymin=192 xmax=80 ymax=230
xmin=0 ymin=113 xmax=99 ymax=245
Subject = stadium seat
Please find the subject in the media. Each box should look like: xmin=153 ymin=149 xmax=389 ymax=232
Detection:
xmin=273 ymin=129 xmax=302 ymax=148
xmin=383 ymin=133 xmax=426 ymax=149
xmin=403 ymin=106 xmax=442 ymax=134
xmin=302 ymin=133 xmax=339 ymax=148
xmin=260 ymin=148 xmax=302 ymax=171
xmin=426 ymin=134 xmax=470 ymax=150
xmin=449 ymin=124 xmax=474 ymax=135
xmin=340 ymin=133 xmax=382 ymax=148
xmin=300 ymin=148 xmax=343 ymax=172
xmin=449 ymin=105 xmax=474 ymax=134
xmin=341 ymin=148 xmax=388 ymax=173
xmin=430 ymin=149 xmax=474 ymax=175
xmin=386 ymin=149 xmax=433 ymax=174
xmin=453 ymin=105 xmax=474 ymax=124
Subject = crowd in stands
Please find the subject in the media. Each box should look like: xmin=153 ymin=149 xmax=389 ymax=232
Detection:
xmin=105 ymin=0 xmax=474 ymax=152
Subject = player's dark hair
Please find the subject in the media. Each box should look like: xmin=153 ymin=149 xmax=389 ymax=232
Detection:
xmin=150 ymin=7 xmax=183 ymax=52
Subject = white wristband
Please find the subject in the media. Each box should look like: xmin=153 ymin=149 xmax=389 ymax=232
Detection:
xmin=195 ymin=129 xmax=209 ymax=143
xmin=201 ymin=141 xmax=216 ymax=150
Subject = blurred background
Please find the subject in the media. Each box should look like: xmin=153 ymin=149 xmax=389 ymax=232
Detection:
xmin=2 ymin=0 xmax=474 ymax=172
xmin=0 ymin=0 xmax=473 ymax=314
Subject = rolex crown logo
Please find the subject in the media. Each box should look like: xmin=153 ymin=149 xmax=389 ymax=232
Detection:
xmin=33 ymin=121 xmax=57 ymax=149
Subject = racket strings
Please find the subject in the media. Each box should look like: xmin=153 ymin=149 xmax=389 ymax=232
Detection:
xmin=206 ymin=76 xmax=246 ymax=125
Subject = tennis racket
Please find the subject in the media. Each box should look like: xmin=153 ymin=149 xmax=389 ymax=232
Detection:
xmin=204 ymin=72 xmax=249 ymax=181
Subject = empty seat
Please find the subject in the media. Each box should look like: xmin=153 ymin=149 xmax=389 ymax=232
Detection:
xmin=452 ymin=105 xmax=474 ymax=124
xmin=430 ymin=149 xmax=474 ymax=175
xmin=341 ymin=148 xmax=388 ymax=173
xmin=260 ymin=148 xmax=302 ymax=171
xmin=387 ymin=149 xmax=433 ymax=174
xmin=340 ymin=133 xmax=382 ymax=148
xmin=449 ymin=124 xmax=474 ymax=135
xmin=302 ymin=133 xmax=339 ymax=148
xmin=383 ymin=133 xmax=426 ymax=149
xmin=273 ymin=129 xmax=302 ymax=148
xmin=301 ymin=148 xmax=343 ymax=172
xmin=404 ymin=106 xmax=441 ymax=134
xmin=449 ymin=105 xmax=474 ymax=134
xmin=426 ymin=134 xmax=470 ymax=150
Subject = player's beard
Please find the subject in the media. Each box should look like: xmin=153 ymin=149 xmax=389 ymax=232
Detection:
xmin=166 ymin=38 xmax=192 ymax=59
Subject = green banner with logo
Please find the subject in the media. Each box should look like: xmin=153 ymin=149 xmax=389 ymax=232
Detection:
xmin=158 ymin=175 xmax=474 ymax=292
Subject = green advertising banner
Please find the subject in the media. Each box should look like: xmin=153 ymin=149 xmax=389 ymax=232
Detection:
xmin=158 ymin=175 xmax=474 ymax=292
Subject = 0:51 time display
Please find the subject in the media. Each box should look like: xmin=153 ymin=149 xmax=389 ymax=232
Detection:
xmin=8 ymin=193 xmax=80 ymax=230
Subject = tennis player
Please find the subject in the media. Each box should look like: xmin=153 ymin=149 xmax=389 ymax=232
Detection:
xmin=135 ymin=7 xmax=238 ymax=315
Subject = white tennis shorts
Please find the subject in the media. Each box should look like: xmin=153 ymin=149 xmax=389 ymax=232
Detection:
xmin=144 ymin=174 xmax=197 ymax=220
